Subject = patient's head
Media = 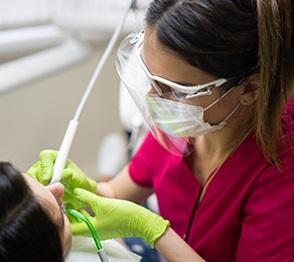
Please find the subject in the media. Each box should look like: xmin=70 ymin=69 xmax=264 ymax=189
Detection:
xmin=0 ymin=162 xmax=72 ymax=262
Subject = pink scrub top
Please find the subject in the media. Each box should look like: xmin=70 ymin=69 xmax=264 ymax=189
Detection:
xmin=129 ymin=96 xmax=294 ymax=261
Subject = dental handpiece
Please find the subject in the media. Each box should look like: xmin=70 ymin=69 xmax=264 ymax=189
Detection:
xmin=49 ymin=0 xmax=136 ymax=185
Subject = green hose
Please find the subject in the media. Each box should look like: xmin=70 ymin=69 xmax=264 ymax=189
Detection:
xmin=66 ymin=208 xmax=103 ymax=250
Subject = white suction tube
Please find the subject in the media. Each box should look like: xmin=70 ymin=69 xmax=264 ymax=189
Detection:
xmin=50 ymin=0 xmax=136 ymax=185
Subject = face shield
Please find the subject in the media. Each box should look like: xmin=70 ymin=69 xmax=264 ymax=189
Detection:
xmin=116 ymin=31 xmax=230 ymax=156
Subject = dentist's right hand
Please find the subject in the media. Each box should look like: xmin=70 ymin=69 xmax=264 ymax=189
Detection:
xmin=27 ymin=150 xmax=97 ymax=194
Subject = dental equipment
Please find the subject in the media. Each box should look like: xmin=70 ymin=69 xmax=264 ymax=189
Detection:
xmin=49 ymin=0 xmax=136 ymax=185
xmin=66 ymin=208 xmax=109 ymax=262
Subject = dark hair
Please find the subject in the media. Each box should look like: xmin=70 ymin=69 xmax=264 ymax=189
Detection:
xmin=146 ymin=0 xmax=294 ymax=167
xmin=0 ymin=162 xmax=64 ymax=262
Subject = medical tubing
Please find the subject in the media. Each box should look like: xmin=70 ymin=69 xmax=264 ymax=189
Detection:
xmin=49 ymin=0 xmax=134 ymax=184
xmin=66 ymin=208 xmax=109 ymax=262
xmin=49 ymin=120 xmax=79 ymax=185
xmin=66 ymin=208 xmax=102 ymax=250
xmin=73 ymin=0 xmax=134 ymax=121
xmin=98 ymin=250 xmax=109 ymax=262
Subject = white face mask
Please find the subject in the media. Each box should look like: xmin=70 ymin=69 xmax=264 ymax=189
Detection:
xmin=146 ymin=86 xmax=240 ymax=138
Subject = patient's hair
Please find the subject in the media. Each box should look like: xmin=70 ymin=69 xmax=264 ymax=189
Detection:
xmin=0 ymin=162 xmax=63 ymax=262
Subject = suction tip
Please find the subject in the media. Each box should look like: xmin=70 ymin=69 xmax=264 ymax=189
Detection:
xmin=49 ymin=177 xmax=60 ymax=185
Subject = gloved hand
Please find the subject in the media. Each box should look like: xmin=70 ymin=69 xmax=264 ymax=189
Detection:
xmin=69 ymin=188 xmax=170 ymax=248
xmin=27 ymin=150 xmax=97 ymax=194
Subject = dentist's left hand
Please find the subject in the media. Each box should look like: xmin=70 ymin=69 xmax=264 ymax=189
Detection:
xmin=27 ymin=150 xmax=97 ymax=194
xmin=69 ymin=188 xmax=170 ymax=248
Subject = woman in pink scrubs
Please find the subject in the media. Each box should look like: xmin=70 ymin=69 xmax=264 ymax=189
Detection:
xmin=28 ymin=0 xmax=294 ymax=261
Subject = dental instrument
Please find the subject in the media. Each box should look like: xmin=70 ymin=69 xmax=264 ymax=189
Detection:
xmin=66 ymin=208 xmax=109 ymax=262
xmin=49 ymin=0 xmax=136 ymax=185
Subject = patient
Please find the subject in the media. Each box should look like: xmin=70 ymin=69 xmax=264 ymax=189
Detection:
xmin=0 ymin=161 xmax=72 ymax=262
xmin=0 ymin=161 xmax=141 ymax=262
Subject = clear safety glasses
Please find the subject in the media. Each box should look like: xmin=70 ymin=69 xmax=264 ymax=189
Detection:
xmin=131 ymin=30 xmax=229 ymax=101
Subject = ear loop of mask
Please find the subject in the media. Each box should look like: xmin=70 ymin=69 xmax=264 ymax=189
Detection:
xmin=203 ymin=84 xmax=236 ymax=112
xmin=203 ymin=77 xmax=245 ymax=121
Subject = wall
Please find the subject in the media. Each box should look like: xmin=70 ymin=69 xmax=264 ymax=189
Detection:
xmin=0 ymin=43 xmax=125 ymax=179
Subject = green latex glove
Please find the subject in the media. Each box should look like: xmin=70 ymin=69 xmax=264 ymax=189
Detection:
xmin=69 ymin=188 xmax=170 ymax=248
xmin=27 ymin=150 xmax=97 ymax=194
